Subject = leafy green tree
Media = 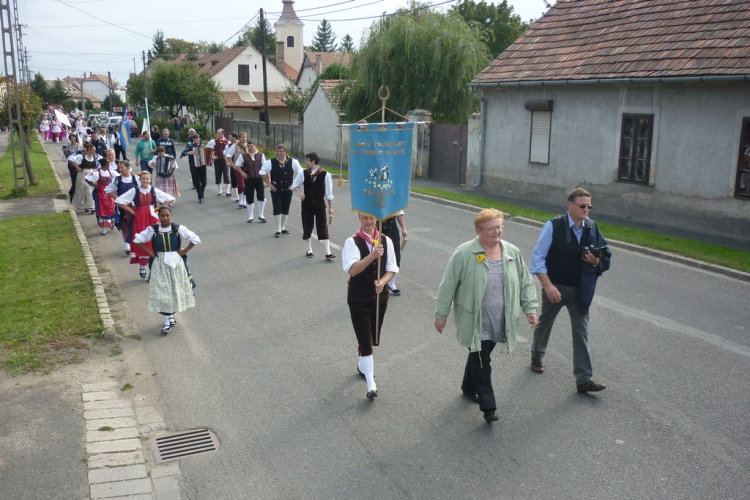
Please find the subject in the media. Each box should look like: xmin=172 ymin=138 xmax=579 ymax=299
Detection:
xmin=187 ymin=71 xmax=223 ymax=129
xmin=319 ymin=63 xmax=350 ymax=80
xmin=126 ymin=72 xmax=149 ymax=109
xmin=102 ymin=93 xmax=125 ymax=112
xmin=234 ymin=18 xmax=276 ymax=63
xmin=46 ymin=80 xmax=69 ymax=106
xmin=311 ymin=19 xmax=337 ymax=52
xmin=0 ymin=83 xmax=43 ymax=181
xmin=165 ymin=38 xmax=203 ymax=56
xmin=340 ymin=4 xmax=490 ymax=124
xmin=450 ymin=0 xmax=528 ymax=58
xmin=150 ymin=62 xmax=196 ymax=117
xmin=31 ymin=73 xmax=48 ymax=103
xmin=340 ymin=34 xmax=355 ymax=52
xmin=196 ymin=41 xmax=227 ymax=54
xmin=282 ymin=86 xmax=309 ymax=124
xmin=147 ymin=30 xmax=170 ymax=62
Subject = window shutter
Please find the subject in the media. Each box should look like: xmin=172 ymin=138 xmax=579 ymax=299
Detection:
xmin=530 ymin=110 xmax=551 ymax=164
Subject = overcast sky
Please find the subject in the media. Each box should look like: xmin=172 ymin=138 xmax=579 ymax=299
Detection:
xmin=20 ymin=0 xmax=549 ymax=85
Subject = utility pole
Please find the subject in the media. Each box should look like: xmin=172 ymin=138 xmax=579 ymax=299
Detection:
xmin=11 ymin=0 xmax=25 ymax=84
xmin=260 ymin=8 xmax=270 ymax=140
xmin=81 ymin=72 xmax=86 ymax=116
xmin=107 ymin=71 xmax=113 ymax=114
xmin=142 ymin=50 xmax=149 ymax=133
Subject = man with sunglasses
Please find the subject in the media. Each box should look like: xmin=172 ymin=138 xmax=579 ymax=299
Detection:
xmin=529 ymin=188 xmax=611 ymax=393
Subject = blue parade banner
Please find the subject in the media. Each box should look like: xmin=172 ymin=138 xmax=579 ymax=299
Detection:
xmin=349 ymin=122 xmax=414 ymax=220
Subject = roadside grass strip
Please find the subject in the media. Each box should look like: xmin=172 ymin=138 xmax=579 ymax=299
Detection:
xmin=0 ymin=136 xmax=60 ymax=199
xmin=0 ymin=213 xmax=103 ymax=372
xmin=411 ymin=186 xmax=750 ymax=274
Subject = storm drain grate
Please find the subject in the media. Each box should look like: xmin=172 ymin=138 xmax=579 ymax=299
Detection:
xmin=151 ymin=428 xmax=220 ymax=464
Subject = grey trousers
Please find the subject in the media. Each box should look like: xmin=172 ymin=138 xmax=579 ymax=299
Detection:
xmin=531 ymin=284 xmax=593 ymax=385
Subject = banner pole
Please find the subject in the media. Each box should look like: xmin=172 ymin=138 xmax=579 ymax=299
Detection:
xmin=374 ymin=222 xmax=382 ymax=346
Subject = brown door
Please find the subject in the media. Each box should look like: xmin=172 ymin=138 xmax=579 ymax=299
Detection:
xmin=429 ymin=124 xmax=467 ymax=185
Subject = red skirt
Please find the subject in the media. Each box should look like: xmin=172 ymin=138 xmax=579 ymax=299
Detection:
xmin=130 ymin=204 xmax=159 ymax=265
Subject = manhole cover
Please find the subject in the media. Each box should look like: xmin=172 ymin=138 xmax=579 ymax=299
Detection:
xmin=151 ymin=428 xmax=219 ymax=464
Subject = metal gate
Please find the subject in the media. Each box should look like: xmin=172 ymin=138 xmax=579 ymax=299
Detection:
xmin=214 ymin=115 xmax=233 ymax=133
xmin=428 ymin=124 xmax=467 ymax=185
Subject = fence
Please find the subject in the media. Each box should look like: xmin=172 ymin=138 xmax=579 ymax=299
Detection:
xmin=231 ymin=120 xmax=302 ymax=156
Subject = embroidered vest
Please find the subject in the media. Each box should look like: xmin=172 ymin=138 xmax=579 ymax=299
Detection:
xmin=213 ymin=138 xmax=228 ymax=159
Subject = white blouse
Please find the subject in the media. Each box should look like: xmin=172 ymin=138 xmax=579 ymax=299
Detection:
xmin=133 ymin=224 xmax=201 ymax=245
xmin=342 ymin=235 xmax=399 ymax=275
xmin=113 ymin=185 xmax=175 ymax=206
xmin=85 ymin=166 xmax=120 ymax=185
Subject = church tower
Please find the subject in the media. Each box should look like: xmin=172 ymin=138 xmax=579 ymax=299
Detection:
xmin=274 ymin=0 xmax=304 ymax=73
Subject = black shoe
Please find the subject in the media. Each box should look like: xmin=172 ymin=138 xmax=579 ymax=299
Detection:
xmin=483 ymin=410 xmax=498 ymax=423
xmin=389 ymin=287 xmax=401 ymax=296
xmin=325 ymin=253 xmax=336 ymax=260
xmin=577 ymin=380 xmax=606 ymax=393
xmin=306 ymin=251 xmax=314 ymax=258
xmin=366 ymin=390 xmax=378 ymax=399
xmin=275 ymin=231 xmax=281 ymax=238
xmin=247 ymin=219 xmax=253 ymax=223
xmin=161 ymin=324 xmax=172 ymax=334
xmin=259 ymin=217 xmax=267 ymax=223
xmin=225 ymin=193 xmax=231 ymax=197
xmin=198 ymin=199 xmax=203 ymax=203
xmin=531 ymin=357 xmax=544 ymax=374
xmin=139 ymin=269 xmax=147 ymax=279
xmin=281 ymin=229 xmax=290 ymax=235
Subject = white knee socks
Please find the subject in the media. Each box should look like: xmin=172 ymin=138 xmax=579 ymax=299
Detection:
xmin=217 ymin=184 xmax=224 ymax=195
xmin=281 ymin=214 xmax=288 ymax=230
xmin=306 ymin=238 xmax=313 ymax=253
xmin=258 ymin=200 xmax=266 ymax=218
xmin=358 ymin=355 xmax=376 ymax=392
xmin=247 ymin=203 xmax=254 ymax=220
xmin=322 ymin=239 xmax=331 ymax=255
xmin=275 ymin=214 xmax=282 ymax=232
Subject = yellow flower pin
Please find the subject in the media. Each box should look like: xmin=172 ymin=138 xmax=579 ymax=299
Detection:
xmin=477 ymin=254 xmax=486 ymax=263
xmin=372 ymin=239 xmax=379 ymax=246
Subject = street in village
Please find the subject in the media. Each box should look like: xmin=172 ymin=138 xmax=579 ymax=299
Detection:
xmin=1 ymin=135 xmax=749 ymax=499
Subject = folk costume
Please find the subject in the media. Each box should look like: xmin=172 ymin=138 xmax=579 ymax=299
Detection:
xmin=65 ymin=142 xmax=83 ymax=203
xmin=225 ymin=141 xmax=241 ymax=201
xmin=260 ymin=155 xmax=303 ymax=235
xmin=133 ymin=222 xmax=200 ymax=333
xmin=342 ymin=229 xmax=399 ymax=398
xmin=148 ymin=155 xmax=180 ymax=197
xmin=206 ymin=137 xmax=230 ymax=195
xmin=114 ymin=185 xmax=175 ymax=277
xmin=181 ymin=140 xmax=207 ymax=202
xmin=377 ymin=211 xmax=406 ymax=294
xmin=39 ymin=118 xmax=50 ymax=137
xmin=235 ymin=150 xmax=267 ymax=222
xmin=70 ymin=152 xmax=101 ymax=211
xmin=85 ymin=161 xmax=119 ymax=234
xmin=298 ymin=165 xmax=334 ymax=258
xmin=106 ymin=173 xmax=137 ymax=253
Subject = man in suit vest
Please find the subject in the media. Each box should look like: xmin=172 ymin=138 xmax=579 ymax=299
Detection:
xmin=260 ymin=143 xmax=303 ymax=237
xmin=298 ymin=152 xmax=335 ymax=259
xmin=529 ymin=188 xmax=611 ymax=393
xmin=234 ymin=139 xmax=267 ymax=223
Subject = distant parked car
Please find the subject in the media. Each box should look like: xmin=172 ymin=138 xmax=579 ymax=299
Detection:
xmin=129 ymin=119 xmax=139 ymax=138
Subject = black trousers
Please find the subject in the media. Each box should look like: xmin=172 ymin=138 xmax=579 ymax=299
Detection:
xmin=301 ymin=203 xmax=328 ymax=240
xmin=244 ymin=177 xmax=265 ymax=203
xmin=114 ymin=144 xmax=128 ymax=160
xmin=461 ymin=340 xmax=497 ymax=412
xmin=67 ymin=163 xmax=77 ymax=203
xmin=191 ymin=166 xmax=207 ymax=200
xmin=381 ymin=224 xmax=401 ymax=266
xmin=230 ymin=166 xmax=238 ymax=188
xmin=214 ymin=159 xmax=230 ymax=184
xmin=270 ymin=188 xmax=293 ymax=215
xmin=348 ymin=298 xmax=388 ymax=356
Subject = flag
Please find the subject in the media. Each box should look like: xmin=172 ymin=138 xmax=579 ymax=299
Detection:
xmin=118 ymin=108 xmax=130 ymax=147
xmin=142 ymin=98 xmax=150 ymax=135
xmin=349 ymin=122 xmax=414 ymax=220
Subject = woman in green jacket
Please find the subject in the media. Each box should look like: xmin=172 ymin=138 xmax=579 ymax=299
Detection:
xmin=435 ymin=208 xmax=538 ymax=423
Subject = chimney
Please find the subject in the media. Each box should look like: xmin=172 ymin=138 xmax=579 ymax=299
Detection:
xmin=276 ymin=41 xmax=285 ymax=75
xmin=316 ymin=54 xmax=322 ymax=74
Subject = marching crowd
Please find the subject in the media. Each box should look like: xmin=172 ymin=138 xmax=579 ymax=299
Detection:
xmin=51 ymin=115 xmax=612 ymax=423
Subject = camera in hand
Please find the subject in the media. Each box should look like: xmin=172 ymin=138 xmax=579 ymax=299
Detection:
xmin=578 ymin=245 xmax=601 ymax=258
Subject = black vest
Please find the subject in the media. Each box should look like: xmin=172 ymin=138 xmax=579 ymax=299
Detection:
xmin=347 ymin=236 xmax=390 ymax=303
xmin=546 ymin=214 xmax=588 ymax=287
xmin=302 ymin=168 xmax=327 ymax=209
xmin=270 ymin=157 xmax=294 ymax=189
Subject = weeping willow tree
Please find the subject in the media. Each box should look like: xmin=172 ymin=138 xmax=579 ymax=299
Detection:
xmin=339 ymin=2 xmax=491 ymax=124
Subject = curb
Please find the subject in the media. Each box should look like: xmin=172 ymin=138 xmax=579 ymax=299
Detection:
xmin=43 ymin=144 xmax=117 ymax=340
xmin=410 ymin=192 xmax=750 ymax=283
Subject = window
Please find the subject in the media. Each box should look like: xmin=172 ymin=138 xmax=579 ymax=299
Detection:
xmin=735 ymin=118 xmax=750 ymax=198
xmin=259 ymin=112 xmax=266 ymax=122
xmin=529 ymin=110 xmax=551 ymax=164
xmin=238 ymin=65 xmax=249 ymax=85
xmin=618 ymin=114 xmax=653 ymax=183
xmin=287 ymin=36 xmax=294 ymax=48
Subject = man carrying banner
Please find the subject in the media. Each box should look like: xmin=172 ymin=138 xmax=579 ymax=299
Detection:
xmin=260 ymin=144 xmax=303 ymax=237
xmin=342 ymin=213 xmax=398 ymax=399
xmin=297 ymin=152 xmax=335 ymax=259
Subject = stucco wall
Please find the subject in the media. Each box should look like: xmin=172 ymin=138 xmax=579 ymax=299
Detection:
xmin=302 ymin=89 xmax=343 ymax=165
xmin=213 ymin=47 xmax=289 ymax=93
xmin=230 ymin=107 xmax=295 ymax=125
xmin=298 ymin=66 xmax=317 ymax=93
xmin=82 ymin=81 xmax=110 ymax=101
xmin=468 ymin=82 xmax=750 ymax=236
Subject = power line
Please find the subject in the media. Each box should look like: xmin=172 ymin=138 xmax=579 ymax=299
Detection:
xmin=268 ymin=0 xmax=380 ymax=15
xmin=293 ymin=0 xmax=386 ymax=20
xmin=295 ymin=0 xmax=458 ymax=23
xmin=29 ymin=50 xmax=137 ymax=56
xmin=53 ymin=0 xmax=150 ymax=39
xmin=219 ymin=12 xmax=259 ymax=47
xmin=29 ymin=17 xmax=244 ymax=29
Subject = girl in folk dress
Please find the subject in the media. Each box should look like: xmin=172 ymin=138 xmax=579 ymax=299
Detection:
xmin=64 ymin=134 xmax=82 ymax=203
xmin=114 ymin=171 xmax=175 ymax=279
xmin=148 ymin=146 xmax=180 ymax=197
xmin=70 ymin=142 xmax=101 ymax=212
xmin=39 ymin=116 xmax=50 ymax=138
xmin=106 ymin=160 xmax=138 ymax=255
xmin=134 ymin=206 xmax=200 ymax=334
xmin=84 ymin=149 xmax=119 ymax=235
xmin=51 ymin=119 xmax=63 ymax=143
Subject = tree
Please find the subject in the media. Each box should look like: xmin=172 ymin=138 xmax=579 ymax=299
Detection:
xmin=232 ymin=19 xmax=276 ymax=53
xmin=0 ymin=83 xmax=43 ymax=182
xmin=340 ymin=4 xmax=491 ymax=124
xmin=196 ymin=41 xmax=227 ymax=54
xmin=319 ymin=63 xmax=350 ymax=80
xmin=450 ymin=0 xmax=529 ymax=58
xmin=147 ymin=30 xmax=170 ymax=63
xmin=46 ymin=80 xmax=69 ymax=106
xmin=126 ymin=72 xmax=149 ymax=109
xmin=102 ymin=93 xmax=124 ymax=111
xmin=311 ymin=19 xmax=337 ymax=52
xmin=150 ymin=62 xmax=197 ymax=117
xmin=340 ymin=34 xmax=355 ymax=52
xmin=282 ymin=86 xmax=309 ymax=124
xmin=165 ymin=38 xmax=202 ymax=56
xmin=31 ymin=73 xmax=48 ymax=102
xmin=187 ymin=71 xmax=223 ymax=129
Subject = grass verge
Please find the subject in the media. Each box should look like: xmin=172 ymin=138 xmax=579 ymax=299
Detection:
xmin=0 ymin=213 xmax=103 ymax=373
xmin=0 ymin=135 xmax=60 ymax=199
xmin=411 ymin=186 xmax=750 ymax=273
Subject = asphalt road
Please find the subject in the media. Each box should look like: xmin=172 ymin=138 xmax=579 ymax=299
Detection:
xmin=86 ymin=142 xmax=750 ymax=500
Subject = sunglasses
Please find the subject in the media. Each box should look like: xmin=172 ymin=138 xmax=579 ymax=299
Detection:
xmin=578 ymin=204 xmax=593 ymax=210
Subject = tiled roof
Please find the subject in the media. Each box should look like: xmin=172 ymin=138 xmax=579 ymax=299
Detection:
xmin=49 ymin=77 xmax=101 ymax=103
xmin=473 ymin=0 xmax=750 ymax=84
xmin=195 ymin=46 xmax=247 ymax=77
xmin=222 ymin=91 xmax=288 ymax=109
xmin=284 ymin=62 xmax=299 ymax=80
xmin=304 ymin=52 xmax=352 ymax=75
xmin=83 ymin=73 xmax=117 ymax=86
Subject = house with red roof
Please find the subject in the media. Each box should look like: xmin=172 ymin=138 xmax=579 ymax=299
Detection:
xmin=468 ymin=0 xmax=750 ymax=238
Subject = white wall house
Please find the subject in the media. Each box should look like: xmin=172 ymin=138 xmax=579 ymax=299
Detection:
xmin=302 ymin=80 xmax=348 ymax=164
xmin=468 ymin=0 xmax=750 ymax=239
xmin=81 ymin=74 xmax=113 ymax=102
xmin=296 ymin=52 xmax=352 ymax=93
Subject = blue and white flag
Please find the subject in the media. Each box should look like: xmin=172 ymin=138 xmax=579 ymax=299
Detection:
xmin=118 ymin=109 xmax=131 ymax=147
xmin=349 ymin=122 xmax=414 ymax=220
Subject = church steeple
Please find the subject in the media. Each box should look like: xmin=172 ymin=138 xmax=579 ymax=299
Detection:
xmin=274 ymin=0 xmax=304 ymax=73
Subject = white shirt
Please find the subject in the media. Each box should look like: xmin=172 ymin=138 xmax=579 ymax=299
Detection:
xmin=84 ymin=166 xmax=119 ymax=185
xmin=234 ymin=152 xmax=267 ymax=168
xmin=342 ymin=234 xmax=399 ymax=274
xmin=260 ymin=156 xmax=303 ymax=183
xmin=71 ymin=153 xmax=102 ymax=166
xmin=105 ymin=174 xmax=135 ymax=195
xmin=133 ymin=224 xmax=201 ymax=246
xmin=113 ymin=185 xmax=175 ymax=206
xmin=297 ymin=167 xmax=334 ymax=200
